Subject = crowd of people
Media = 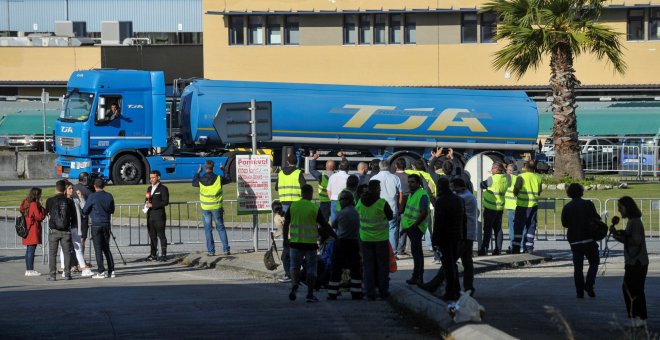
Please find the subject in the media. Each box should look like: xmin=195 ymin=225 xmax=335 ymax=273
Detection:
xmin=17 ymin=149 xmax=648 ymax=327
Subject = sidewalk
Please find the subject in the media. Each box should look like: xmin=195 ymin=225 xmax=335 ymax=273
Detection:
xmin=180 ymin=248 xmax=551 ymax=338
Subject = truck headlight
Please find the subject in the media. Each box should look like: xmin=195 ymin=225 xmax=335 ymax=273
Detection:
xmin=71 ymin=161 xmax=91 ymax=169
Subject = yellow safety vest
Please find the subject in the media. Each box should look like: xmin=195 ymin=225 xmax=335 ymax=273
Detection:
xmin=401 ymin=188 xmax=430 ymax=233
xmin=356 ymin=198 xmax=389 ymax=242
xmin=278 ymin=169 xmax=302 ymax=202
xmin=199 ymin=175 xmax=223 ymax=211
xmin=516 ymin=172 xmax=541 ymax=208
xmin=504 ymin=174 xmax=518 ymax=210
xmin=318 ymin=173 xmax=330 ymax=203
xmin=405 ymin=169 xmax=436 ymax=196
xmin=289 ymin=199 xmax=319 ymax=244
xmin=482 ymin=173 xmax=507 ymax=211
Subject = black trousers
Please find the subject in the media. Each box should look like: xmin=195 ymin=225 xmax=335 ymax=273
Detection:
xmin=406 ymin=226 xmax=424 ymax=280
xmin=570 ymin=241 xmax=599 ymax=295
xmin=481 ymin=209 xmax=503 ymax=252
xmin=91 ymin=225 xmax=114 ymax=273
xmin=623 ymin=263 xmax=648 ymax=320
xmin=460 ymin=239 xmax=475 ymax=291
xmin=148 ymin=210 xmax=167 ymax=257
xmin=439 ymin=241 xmax=460 ymax=300
xmin=327 ymin=239 xmax=363 ymax=298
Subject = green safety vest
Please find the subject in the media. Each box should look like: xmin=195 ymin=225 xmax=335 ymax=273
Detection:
xmin=482 ymin=173 xmax=507 ymax=211
xmin=199 ymin=175 xmax=223 ymax=211
xmin=401 ymin=188 xmax=430 ymax=233
xmin=318 ymin=173 xmax=330 ymax=203
xmin=405 ymin=169 xmax=436 ymax=196
xmin=289 ymin=199 xmax=319 ymax=244
xmin=336 ymin=189 xmax=356 ymax=212
xmin=278 ymin=169 xmax=302 ymax=202
xmin=504 ymin=174 xmax=518 ymax=210
xmin=516 ymin=172 xmax=542 ymax=208
xmin=356 ymin=198 xmax=389 ymax=242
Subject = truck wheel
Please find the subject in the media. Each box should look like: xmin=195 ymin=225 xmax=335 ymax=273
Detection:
xmin=112 ymin=154 xmax=144 ymax=185
xmin=226 ymin=158 xmax=236 ymax=182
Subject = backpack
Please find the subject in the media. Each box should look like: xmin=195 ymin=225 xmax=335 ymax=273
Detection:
xmin=50 ymin=199 xmax=70 ymax=231
xmin=590 ymin=217 xmax=608 ymax=241
xmin=15 ymin=211 xmax=28 ymax=238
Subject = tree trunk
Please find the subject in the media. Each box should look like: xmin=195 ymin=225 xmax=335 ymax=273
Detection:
xmin=550 ymin=44 xmax=584 ymax=179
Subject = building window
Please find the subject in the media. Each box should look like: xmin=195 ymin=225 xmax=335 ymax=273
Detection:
xmin=267 ymin=16 xmax=282 ymax=45
xmin=359 ymin=14 xmax=372 ymax=44
xmin=650 ymin=8 xmax=660 ymax=40
xmin=461 ymin=13 xmax=478 ymax=43
xmin=229 ymin=16 xmax=244 ymax=45
xmin=481 ymin=12 xmax=497 ymax=43
xmin=285 ymin=16 xmax=299 ymax=45
xmin=389 ymin=14 xmax=402 ymax=44
xmin=627 ymin=9 xmax=645 ymax=41
xmin=248 ymin=16 xmax=264 ymax=45
xmin=374 ymin=14 xmax=386 ymax=44
xmin=344 ymin=15 xmax=357 ymax=44
xmin=404 ymin=14 xmax=416 ymax=44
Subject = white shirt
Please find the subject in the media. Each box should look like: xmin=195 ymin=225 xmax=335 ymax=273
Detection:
xmin=327 ymin=171 xmax=349 ymax=200
xmin=150 ymin=182 xmax=159 ymax=196
xmin=370 ymin=171 xmax=402 ymax=214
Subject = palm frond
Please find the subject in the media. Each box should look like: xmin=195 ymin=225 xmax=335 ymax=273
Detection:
xmin=584 ymin=22 xmax=627 ymax=73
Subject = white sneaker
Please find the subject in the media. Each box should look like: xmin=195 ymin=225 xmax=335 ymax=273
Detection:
xmin=81 ymin=268 xmax=94 ymax=277
xmin=25 ymin=271 xmax=29 ymax=276
xmin=631 ymin=317 xmax=647 ymax=328
xmin=25 ymin=270 xmax=41 ymax=277
xmin=92 ymin=272 xmax=107 ymax=279
xmin=110 ymin=271 xmax=116 ymax=278
xmin=62 ymin=272 xmax=66 ymax=278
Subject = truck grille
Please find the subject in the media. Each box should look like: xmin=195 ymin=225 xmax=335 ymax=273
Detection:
xmin=57 ymin=136 xmax=81 ymax=148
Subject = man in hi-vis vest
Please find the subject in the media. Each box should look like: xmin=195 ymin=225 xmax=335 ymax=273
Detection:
xmin=283 ymin=184 xmax=335 ymax=303
xmin=478 ymin=162 xmax=508 ymax=256
xmin=276 ymin=155 xmax=307 ymax=283
xmin=193 ymin=160 xmax=231 ymax=256
xmin=512 ymin=161 xmax=543 ymax=254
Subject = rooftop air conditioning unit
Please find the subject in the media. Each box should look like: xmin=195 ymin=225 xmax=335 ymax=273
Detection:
xmin=55 ymin=21 xmax=87 ymax=37
xmin=101 ymin=21 xmax=133 ymax=45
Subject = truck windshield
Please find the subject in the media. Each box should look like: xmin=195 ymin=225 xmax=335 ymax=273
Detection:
xmin=60 ymin=91 xmax=94 ymax=122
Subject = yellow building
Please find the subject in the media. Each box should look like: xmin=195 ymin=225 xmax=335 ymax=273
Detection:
xmin=203 ymin=0 xmax=660 ymax=93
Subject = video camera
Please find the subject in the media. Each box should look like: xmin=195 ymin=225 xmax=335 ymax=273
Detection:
xmin=79 ymin=171 xmax=103 ymax=192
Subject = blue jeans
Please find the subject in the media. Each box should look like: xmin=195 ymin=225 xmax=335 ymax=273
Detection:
xmin=389 ymin=215 xmax=399 ymax=253
xmin=290 ymin=247 xmax=318 ymax=285
xmin=202 ymin=208 xmax=230 ymax=254
xmin=281 ymin=203 xmax=292 ymax=277
xmin=25 ymin=244 xmax=37 ymax=270
xmin=330 ymin=200 xmax=339 ymax=224
xmin=512 ymin=206 xmax=538 ymax=252
xmin=506 ymin=209 xmax=516 ymax=250
xmin=319 ymin=202 xmax=331 ymax=223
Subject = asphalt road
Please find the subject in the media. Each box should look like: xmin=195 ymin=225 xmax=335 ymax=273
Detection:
xmin=0 ymin=255 xmax=436 ymax=339
xmin=473 ymin=254 xmax=659 ymax=339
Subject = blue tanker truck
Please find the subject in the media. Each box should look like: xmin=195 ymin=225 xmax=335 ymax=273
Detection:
xmin=54 ymin=69 xmax=539 ymax=185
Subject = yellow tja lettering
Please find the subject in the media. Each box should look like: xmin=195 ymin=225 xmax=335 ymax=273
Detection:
xmin=341 ymin=105 xmax=487 ymax=133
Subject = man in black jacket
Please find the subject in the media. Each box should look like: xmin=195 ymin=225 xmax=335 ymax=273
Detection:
xmin=45 ymin=179 xmax=76 ymax=281
xmin=432 ymin=177 xmax=466 ymax=301
xmin=82 ymin=178 xmax=115 ymax=278
xmin=146 ymin=170 xmax=169 ymax=261
xmin=561 ymin=183 xmax=601 ymax=298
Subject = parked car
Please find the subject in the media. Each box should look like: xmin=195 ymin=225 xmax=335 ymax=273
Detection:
xmin=580 ymin=138 xmax=618 ymax=172
xmin=619 ymin=137 xmax=659 ymax=175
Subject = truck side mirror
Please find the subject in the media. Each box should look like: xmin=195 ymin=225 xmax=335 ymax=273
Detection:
xmin=97 ymin=97 xmax=106 ymax=122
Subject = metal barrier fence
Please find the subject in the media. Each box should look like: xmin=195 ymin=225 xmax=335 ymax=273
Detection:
xmin=0 ymin=200 xmax=274 ymax=253
xmin=545 ymin=144 xmax=660 ymax=177
xmin=604 ymin=198 xmax=660 ymax=238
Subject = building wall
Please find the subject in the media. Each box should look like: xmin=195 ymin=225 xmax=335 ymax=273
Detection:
xmin=0 ymin=0 xmax=202 ymax=33
xmin=0 ymin=47 xmax=101 ymax=81
xmin=203 ymin=0 xmax=660 ymax=87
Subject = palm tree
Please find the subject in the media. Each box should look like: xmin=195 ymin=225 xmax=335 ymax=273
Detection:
xmin=482 ymin=0 xmax=626 ymax=179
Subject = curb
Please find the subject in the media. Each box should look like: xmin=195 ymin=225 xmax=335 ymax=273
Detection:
xmin=180 ymin=251 xmax=284 ymax=281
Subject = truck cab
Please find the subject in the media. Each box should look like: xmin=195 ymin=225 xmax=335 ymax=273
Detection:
xmin=55 ymin=69 xmax=167 ymax=183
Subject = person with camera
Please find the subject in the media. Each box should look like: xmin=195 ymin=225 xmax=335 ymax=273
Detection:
xmin=146 ymin=170 xmax=170 ymax=261
xmin=73 ymin=172 xmax=93 ymax=258
xmin=561 ymin=183 xmax=601 ymax=298
xmin=20 ymin=187 xmax=46 ymax=277
xmin=610 ymin=196 xmax=649 ymax=328
xmin=82 ymin=178 xmax=115 ymax=278
xmin=45 ymin=180 xmax=76 ymax=281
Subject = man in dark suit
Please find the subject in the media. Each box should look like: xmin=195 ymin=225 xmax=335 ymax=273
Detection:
xmin=146 ymin=170 xmax=169 ymax=261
